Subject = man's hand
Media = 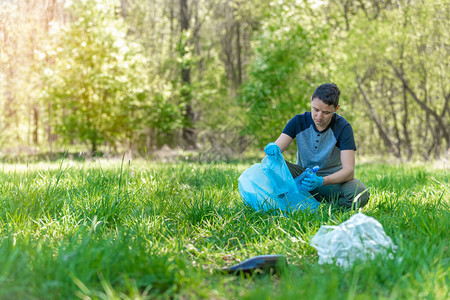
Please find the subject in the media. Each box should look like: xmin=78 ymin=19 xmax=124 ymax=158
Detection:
xmin=301 ymin=172 xmax=324 ymax=191
xmin=264 ymin=142 xmax=281 ymax=156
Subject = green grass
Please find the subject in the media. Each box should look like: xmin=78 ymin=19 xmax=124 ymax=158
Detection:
xmin=0 ymin=158 xmax=448 ymax=299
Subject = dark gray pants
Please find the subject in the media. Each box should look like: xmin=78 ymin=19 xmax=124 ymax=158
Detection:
xmin=285 ymin=161 xmax=370 ymax=209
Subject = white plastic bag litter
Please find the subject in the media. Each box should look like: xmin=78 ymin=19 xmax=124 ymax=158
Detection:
xmin=310 ymin=213 xmax=397 ymax=268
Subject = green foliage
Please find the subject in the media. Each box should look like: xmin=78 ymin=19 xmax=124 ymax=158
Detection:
xmin=0 ymin=159 xmax=448 ymax=298
xmin=239 ymin=0 xmax=448 ymax=158
xmin=176 ymin=31 xmax=194 ymax=72
xmin=147 ymin=92 xmax=184 ymax=146
xmin=239 ymin=0 xmax=329 ymax=147
xmin=40 ymin=0 xmax=149 ymax=152
xmin=0 ymin=0 xmax=448 ymax=158
xmin=328 ymin=0 xmax=450 ymax=159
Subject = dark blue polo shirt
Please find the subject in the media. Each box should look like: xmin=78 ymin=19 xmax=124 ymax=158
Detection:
xmin=282 ymin=112 xmax=356 ymax=176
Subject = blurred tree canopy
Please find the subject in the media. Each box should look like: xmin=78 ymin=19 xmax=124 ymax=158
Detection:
xmin=0 ymin=0 xmax=448 ymax=159
xmin=41 ymin=0 xmax=149 ymax=153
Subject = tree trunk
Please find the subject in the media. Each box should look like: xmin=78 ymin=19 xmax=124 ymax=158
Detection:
xmin=389 ymin=61 xmax=449 ymax=147
xmin=33 ymin=106 xmax=38 ymax=144
xmin=385 ymin=80 xmax=402 ymax=157
xmin=179 ymin=0 xmax=197 ymax=149
xmin=223 ymin=0 xmax=236 ymax=97
xmin=398 ymin=45 xmax=413 ymax=160
xmin=92 ymin=139 xmax=97 ymax=154
xmin=236 ymin=20 xmax=242 ymax=87
xmin=47 ymin=102 xmax=53 ymax=154
xmin=401 ymin=83 xmax=412 ymax=160
xmin=193 ymin=0 xmax=203 ymax=80
xmin=356 ymin=75 xmax=401 ymax=158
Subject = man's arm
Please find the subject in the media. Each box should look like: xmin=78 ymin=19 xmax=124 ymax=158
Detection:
xmin=263 ymin=134 xmax=293 ymax=156
xmin=322 ymin=150 xmax=355 ymax=185
xmin=274 ymin=133 xmax=293 ymax=152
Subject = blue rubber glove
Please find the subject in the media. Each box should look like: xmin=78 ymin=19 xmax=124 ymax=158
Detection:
xmin=295 ymin=166 xmax=319 ymax=190
xmin=294 ymin=171 xmax=308 ymax=191
xmin=294 ymin=172 xmax=307 ymax=184
xmin=264 ymin=142 xmax=281 ymax=156
xmin=301 ymin=172 xmax=324 ymax=191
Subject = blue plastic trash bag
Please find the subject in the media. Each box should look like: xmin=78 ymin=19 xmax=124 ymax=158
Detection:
xmin=238 ymin=148 xmax=320 ymax=213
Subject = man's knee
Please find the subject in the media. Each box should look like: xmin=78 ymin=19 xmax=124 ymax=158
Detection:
xmin=339 ymin=180 xmax=370 ymax=209
xmin=353 ymin=187 xmax=370 ymax=208
xmin=285 ymin=160 xmax=305 ymax=179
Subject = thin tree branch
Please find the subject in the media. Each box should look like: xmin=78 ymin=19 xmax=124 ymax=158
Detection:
xmin=356 ymin=74 xmax=400 ymax=157
xmin=387 ymin=60 xmax=449 ymax=144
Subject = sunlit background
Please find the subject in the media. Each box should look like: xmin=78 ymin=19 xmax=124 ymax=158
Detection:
xmin=0 ymin=0 xmax=448 ymax=160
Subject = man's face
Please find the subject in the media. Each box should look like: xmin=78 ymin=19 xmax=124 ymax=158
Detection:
xmin=311 ymin=97 xmax=339 ymax=129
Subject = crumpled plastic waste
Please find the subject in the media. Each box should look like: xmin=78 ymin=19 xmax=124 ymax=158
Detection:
xmin=310 ymin=213 xmax=397 ymax=268
xmin=238 ymin=148 xmax=320 ymax=213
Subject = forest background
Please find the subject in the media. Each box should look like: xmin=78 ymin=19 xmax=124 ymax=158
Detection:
xmin=0 ymin=0 xmax=448 ymax=162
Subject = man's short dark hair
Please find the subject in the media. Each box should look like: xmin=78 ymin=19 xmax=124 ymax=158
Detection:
xmin=312 ymin=83 xmax=340 ymax=107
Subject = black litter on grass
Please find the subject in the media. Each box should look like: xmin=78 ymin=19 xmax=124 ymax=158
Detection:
xmin=221 ymin=255 xmax=288 ymax=276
